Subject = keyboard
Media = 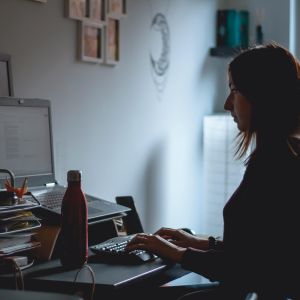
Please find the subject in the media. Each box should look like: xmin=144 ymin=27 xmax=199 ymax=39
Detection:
xmin=89 ymin=235 xmax=157 ymax=264
xmin=29 ymin=188 xmax=94 ymax=211
xmin=33 ymin=190 xmax=64 ymax=210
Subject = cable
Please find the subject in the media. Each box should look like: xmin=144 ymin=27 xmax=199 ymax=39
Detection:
xmin=8 ymin=259 xmax=24 ymax=290
xmin=73 ymin=263 xmax=95 ymax=300
xmin=14 ymin=262 xmax=24 ymax=290
xmin=3 ymin=256 xmax=25 ymax=290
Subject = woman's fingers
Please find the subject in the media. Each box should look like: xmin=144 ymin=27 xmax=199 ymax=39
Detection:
xmin=125 ymin=232 xmax=187 ymax=263
xmin=154 ymin=227 xmax=180 ymax=239
xmin=126 ymin=233 xmax=171 ymax=252
xmin=155 ymin=227 xmax=173 ymax=235
xmin=126 ymin=233 xmax=152 ymax=250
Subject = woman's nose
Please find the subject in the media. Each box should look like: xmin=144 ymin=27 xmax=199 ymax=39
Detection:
xmin=224 ymin=95 xmax=232 ymax=111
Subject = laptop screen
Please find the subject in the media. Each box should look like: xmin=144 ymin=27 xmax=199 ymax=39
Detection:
xmin=0 ymin=97 xmax=55 ymax=188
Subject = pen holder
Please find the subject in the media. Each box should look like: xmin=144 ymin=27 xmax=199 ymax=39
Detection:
xmin=0 ymin=191 xmax=18 ymax=206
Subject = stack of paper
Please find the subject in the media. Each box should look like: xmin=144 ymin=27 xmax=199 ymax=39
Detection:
xmin=0 ymin=194 xmax=41 ymax=257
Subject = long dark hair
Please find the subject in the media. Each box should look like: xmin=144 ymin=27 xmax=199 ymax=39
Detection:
xmin=229 ymin=43 xmax=300 ymax=160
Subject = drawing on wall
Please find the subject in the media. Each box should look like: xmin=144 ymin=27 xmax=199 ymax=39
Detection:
xmin=90 ymin=0 xmax=106 ymax=23
xmin=105 ymin=18 xmax=120 ymax=65
xmin=67 ymin=0 xmax=87 ymax=20
xmin=149 ymin=13 xmax=170 ymax=96
xmin=65 ymin=0 xmax=126 ymax=65
xmin=80 ymin=21 xmax=104 ymax=63
xmin=107 ymin=0 xmax=126 ymax=18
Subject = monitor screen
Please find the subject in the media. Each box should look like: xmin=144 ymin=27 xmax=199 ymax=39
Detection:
xmin=0 ymin=98 xmax=55 ymax=188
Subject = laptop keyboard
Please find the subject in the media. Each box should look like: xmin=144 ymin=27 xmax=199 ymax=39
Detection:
xmin=30 ymin=188 xmax=95 ymax=211
xmin=34 ymin=190 xmax=64 ymax=210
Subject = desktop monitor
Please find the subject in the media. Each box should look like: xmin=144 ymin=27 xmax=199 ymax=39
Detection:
xmin=0 ymin=54 xmax=14 ymax=97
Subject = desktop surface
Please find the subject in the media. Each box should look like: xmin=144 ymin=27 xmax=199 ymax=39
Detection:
xmin=0 ymin=256 xmax=194 ymax=300
xmin=32 ymin=257 xmax=168 ymax=288
xmin=0 ymin=255 xmax=172 ymax=291
xmin=0 ymin=216 xmax=207 ymax=299
xmin=0 ymin=289 xmax=83 ymax=300
xmin=0 ymin=250 xmax=210 ymax=300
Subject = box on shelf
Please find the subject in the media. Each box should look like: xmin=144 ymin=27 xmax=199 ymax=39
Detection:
xmin=216 ymin=9 xmax=249 ymax=48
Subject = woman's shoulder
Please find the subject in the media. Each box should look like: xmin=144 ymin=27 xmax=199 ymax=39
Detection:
xmin=249 ymin=138 xmax=300 ymax=164
xmin=244 ymin=140 xmax=300 ymax=182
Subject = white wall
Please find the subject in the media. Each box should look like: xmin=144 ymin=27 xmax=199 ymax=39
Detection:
xmin=0 ymin=0 xmax=292 ymax=234
xmin=0 ymin=0 xmax=221 ymax=233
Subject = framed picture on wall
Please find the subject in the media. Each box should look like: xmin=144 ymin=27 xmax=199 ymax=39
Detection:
xmin=89 ymin=0 xmax=106 ymax=23
xmin=105 ymin=18 xmax=120 ymax=65
xmin=67 ymin=0 xmax=87 ymax=20
xmin=80 ymin=21 xmax=104 ymax=63
xmin=107 ymin=0 xmax=126 ymax=19
xmin=31 ymin=0 xmax=47 ymax=3
xmin=0 ymin=54 xmax=14 ymax=97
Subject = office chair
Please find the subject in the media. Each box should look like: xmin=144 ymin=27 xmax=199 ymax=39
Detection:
xmin=115 ymin=196 xmax=144 ymax=234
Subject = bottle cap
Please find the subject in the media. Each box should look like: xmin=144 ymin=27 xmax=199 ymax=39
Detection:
xmin=67 ymin=170 xmax=82 ymax=182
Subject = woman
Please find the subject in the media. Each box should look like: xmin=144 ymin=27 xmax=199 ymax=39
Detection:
xmin=126 ymin=43 xmax=300 ymax=299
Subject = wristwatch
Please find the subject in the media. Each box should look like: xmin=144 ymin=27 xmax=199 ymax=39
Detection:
xmin=208 ymin=236 xmax=220 ymax=250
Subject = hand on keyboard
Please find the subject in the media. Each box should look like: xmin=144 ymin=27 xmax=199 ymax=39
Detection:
xmin=89 ymin=235 xmax=157 ymax=264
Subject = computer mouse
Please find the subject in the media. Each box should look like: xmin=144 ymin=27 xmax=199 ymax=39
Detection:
xmin=180 ymin=228 xmax=196 ymax=235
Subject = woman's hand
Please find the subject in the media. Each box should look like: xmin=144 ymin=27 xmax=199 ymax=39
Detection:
xmin=125 ymin=233 xmax=186 ymax=263
xmin=125 ymin=227 xmax=211 ymax=263
xmin=155 ymin=227 xmax=210 ymax=250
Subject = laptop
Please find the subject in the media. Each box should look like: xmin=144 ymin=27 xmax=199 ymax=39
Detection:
xmin=0 ymin=97 xmax=130 ymax=223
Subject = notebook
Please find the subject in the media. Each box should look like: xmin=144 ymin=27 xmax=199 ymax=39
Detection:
xmin=0 ymin=97 xmax=130 ymax=223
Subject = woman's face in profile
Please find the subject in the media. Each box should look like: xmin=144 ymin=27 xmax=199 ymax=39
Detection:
xmin=224 ymin=72 xmax=252 ymax=132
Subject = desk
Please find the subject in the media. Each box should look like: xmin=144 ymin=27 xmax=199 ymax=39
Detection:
xmin=0 ymin=289 xmax=83 ymax=300
xmin=0 ymin=215 xmax=214 ymax=299
xmin=0 ymin=254 xmax=193 ymax=300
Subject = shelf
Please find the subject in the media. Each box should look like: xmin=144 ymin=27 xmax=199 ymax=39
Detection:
xmin=210 ymin=46 xmax=245 ymax=57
